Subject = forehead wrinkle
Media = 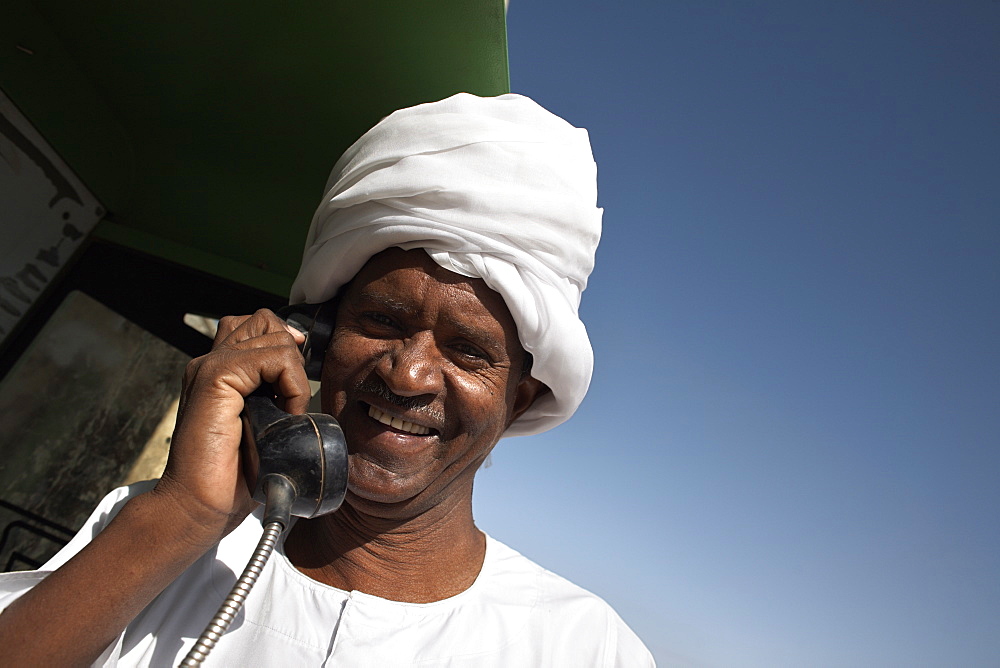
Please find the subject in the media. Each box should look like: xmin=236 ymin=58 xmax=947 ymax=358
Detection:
xmin=355 ymin=288 xmax=413 ymax=315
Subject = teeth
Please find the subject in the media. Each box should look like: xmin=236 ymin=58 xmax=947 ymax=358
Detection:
xmin=368 ymin=405 xmax=430 ymax=435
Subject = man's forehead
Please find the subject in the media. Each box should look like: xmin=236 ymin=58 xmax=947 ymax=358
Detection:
xmin=351 ymin=248 xmax=491 ymax=304
xmin=346 ymin=248 xmax=521 ymax=345
xmin=355 ymin=248 xmax=465 ymax=283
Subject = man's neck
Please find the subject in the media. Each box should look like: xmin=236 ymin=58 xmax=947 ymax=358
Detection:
xmin=283 ymin=497 xmax=487 ymax=603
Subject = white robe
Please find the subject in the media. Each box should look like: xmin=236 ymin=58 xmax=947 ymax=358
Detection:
xmin=0 ymin=482 xmax=654 ymax=666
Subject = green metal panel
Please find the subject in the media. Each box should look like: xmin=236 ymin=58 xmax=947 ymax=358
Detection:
xmin=2 ymin=1 xmax=509 ymax=297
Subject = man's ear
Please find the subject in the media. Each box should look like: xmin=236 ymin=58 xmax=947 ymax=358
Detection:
xmin=508 ymin=375 xmax=551 ymax=427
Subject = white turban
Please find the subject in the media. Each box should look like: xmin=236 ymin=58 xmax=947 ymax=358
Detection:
xmin=290 ymin=93 xmax=602 ymax=437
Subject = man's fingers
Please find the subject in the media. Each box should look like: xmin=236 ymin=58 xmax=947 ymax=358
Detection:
xmin=223 ymin=330 xmax=307 ymax=359
xmin=270 ymin=366 xmax=313 ymax=415
xmin=214 ymin=314 xmax=252 ymax=344
xmin=192 ymin=344 xmax=309 ymax=400
xmin=247 ymin=344 xmax=313 ymax=414
xmin=214 ymin=309 xmax=306 ymax=350
xmin=184 ymin=310 xmax=314 ymax=420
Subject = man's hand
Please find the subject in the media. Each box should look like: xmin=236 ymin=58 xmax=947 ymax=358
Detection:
xmin=154 ymin=309 xmax=310 ymax=544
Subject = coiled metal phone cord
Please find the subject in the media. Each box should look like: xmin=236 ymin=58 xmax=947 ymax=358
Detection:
xmin=178 ymin=475 xmax=295 ymax=667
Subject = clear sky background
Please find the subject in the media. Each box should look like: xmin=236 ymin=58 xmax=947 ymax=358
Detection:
xmin=471 ymin=3 xmax=1000 ymax=666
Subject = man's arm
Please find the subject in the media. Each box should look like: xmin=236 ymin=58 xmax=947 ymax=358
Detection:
xmin=0 ymin=310 xmax=310 ymax=666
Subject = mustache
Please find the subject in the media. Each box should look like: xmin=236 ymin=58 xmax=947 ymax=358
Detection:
xmin=355 ymin=376 xmax=445 ymax=423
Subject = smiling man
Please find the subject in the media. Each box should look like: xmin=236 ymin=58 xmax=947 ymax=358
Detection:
xmin=286 ymin=247 xmax=548 ymax=604
xmin=0 ymin=94 xmax=653 ymax=665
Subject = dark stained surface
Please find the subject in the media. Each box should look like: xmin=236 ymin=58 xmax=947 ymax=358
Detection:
xmin=0 ymin=291 xmax=189 ymax=568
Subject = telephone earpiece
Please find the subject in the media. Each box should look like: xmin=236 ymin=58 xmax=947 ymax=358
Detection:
xmin=276 ymin=302 xmax=337 ymax=380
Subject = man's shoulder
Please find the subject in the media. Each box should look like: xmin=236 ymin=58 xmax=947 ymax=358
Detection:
xmin=484 ymin=534 xmax=609 ymax=607
xmin=482 ymin=535 xmax=655 ymax=665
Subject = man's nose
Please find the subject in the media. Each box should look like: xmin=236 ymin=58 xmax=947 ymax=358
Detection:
xmin=376 ymin=332 xmax=445 ymax=397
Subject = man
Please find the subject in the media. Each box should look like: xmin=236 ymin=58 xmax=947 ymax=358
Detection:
xmin=0 ymin=94 xmax=653 ymax=665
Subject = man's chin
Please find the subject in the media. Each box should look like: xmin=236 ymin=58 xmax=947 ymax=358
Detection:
xmin=343 ymin=459 xmax=428 ymax=508
xmin=341 ymin=469 xmax=471 ymax=523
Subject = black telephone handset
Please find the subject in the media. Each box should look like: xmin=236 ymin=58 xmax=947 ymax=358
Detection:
xmin=239 ymin=303 xmax=348 ymax=525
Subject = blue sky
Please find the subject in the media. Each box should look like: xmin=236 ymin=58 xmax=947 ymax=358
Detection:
xmin=472 ymin=3 xmax=1000 ymax=665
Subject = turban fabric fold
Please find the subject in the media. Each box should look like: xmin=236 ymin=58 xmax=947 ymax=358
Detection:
xmin=290 ymin=93 xmax=602 ymax=437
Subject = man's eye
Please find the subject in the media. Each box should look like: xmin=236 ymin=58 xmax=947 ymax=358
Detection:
xmin=363 ymin=312 xmax=398 ymax=330
xmin=452 ymin=343 xmax=489 ymax=362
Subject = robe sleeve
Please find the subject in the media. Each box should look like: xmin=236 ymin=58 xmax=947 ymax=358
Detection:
xmin=0 ymin=481 xmax=157 ymax=667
